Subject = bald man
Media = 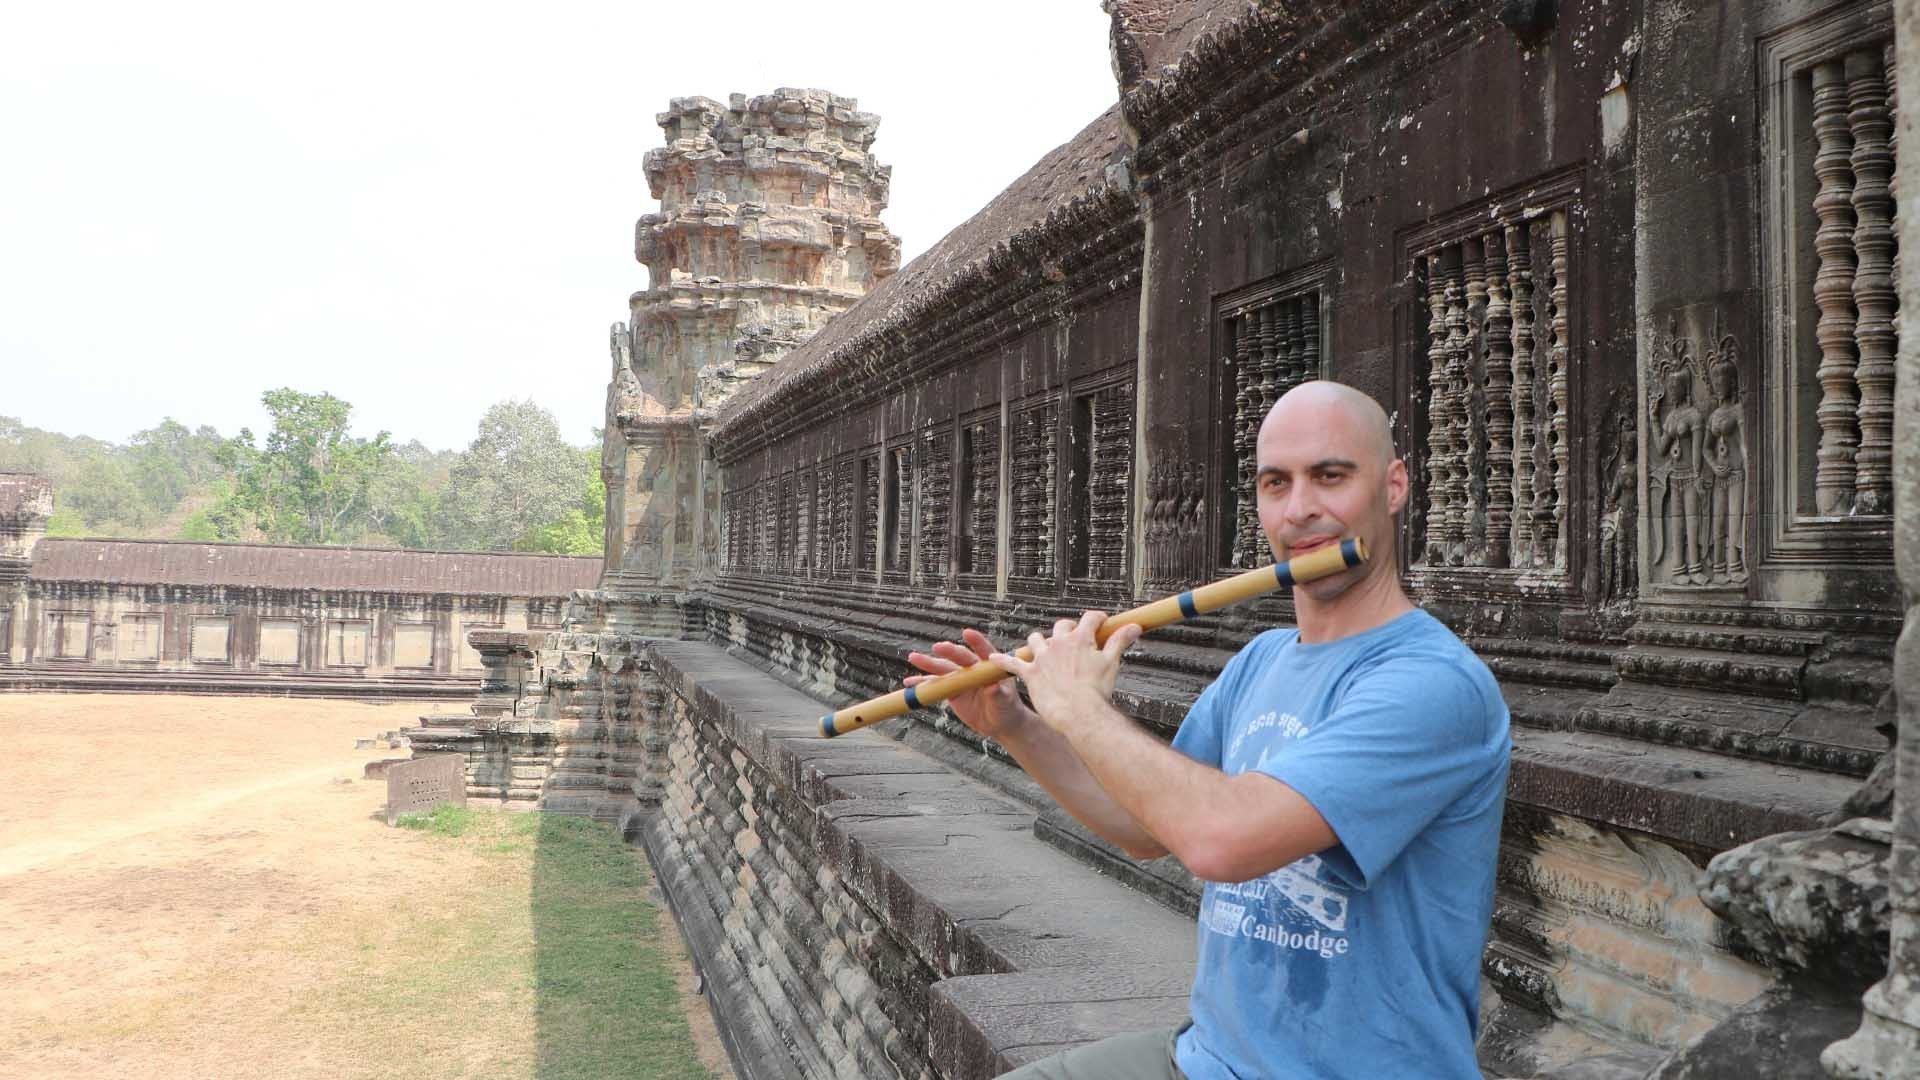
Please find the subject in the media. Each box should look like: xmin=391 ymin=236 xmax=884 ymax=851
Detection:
xmin=907 ymin=381 xmax=1511 ymax=1080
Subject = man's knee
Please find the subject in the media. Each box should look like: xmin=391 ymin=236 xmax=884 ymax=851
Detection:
xmin=995 ymin=1025 xmax=1185 ymax=1080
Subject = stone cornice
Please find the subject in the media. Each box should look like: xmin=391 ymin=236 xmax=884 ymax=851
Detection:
xmin=1120 ymin=0 xmax=1476 ymax=198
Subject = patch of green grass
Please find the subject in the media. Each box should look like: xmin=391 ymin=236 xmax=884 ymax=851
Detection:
xmin=394 ymin=803 xmax=474 ymax=837
xmin=404 ymin=808 xmax=717 ymax=1080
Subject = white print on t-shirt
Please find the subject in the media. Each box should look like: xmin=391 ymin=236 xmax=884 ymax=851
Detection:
xmin=1226 ymin=709 xmax=1311 ymax=761
xmin=1205 ymin=855 xmax=1353 ymax=959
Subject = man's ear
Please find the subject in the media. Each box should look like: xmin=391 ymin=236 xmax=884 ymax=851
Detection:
xmin=1385 ymin=458 xmax=1410 ymax=515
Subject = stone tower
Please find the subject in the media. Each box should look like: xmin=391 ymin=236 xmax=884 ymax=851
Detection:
xmin=601 ymin=88 xmax=899 ymax=603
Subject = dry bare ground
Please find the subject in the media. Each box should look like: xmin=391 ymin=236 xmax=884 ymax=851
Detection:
xmin=0 ymin=693 xmax=730 ymax=1080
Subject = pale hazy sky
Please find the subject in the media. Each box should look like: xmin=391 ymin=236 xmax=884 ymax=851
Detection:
xmin=1 ymin=1 xmax=1118 ymax=451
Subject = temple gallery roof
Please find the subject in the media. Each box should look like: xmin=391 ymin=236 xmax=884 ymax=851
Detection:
xmin=30 ymin=538 xmax=602 ymax=597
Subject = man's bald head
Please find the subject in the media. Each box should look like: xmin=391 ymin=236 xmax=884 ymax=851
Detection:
xmin=1259 ymin=381 xmax=1397 ymax=468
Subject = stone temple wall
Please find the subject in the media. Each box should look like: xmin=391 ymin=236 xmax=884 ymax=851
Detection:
xmin=446 ymin=2 xmax=1918 ymax=1077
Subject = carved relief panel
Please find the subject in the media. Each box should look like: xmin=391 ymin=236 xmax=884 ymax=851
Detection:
xmin=1647 ymin=318 xmax=1750 ymax=588
xmin=1758 ymin=4 xmax=1900 ymax=574
xmin=1010 ymin=397 xmax=1059 ymax=584
xmin=918 ymin=424 xmax=954 ymax=582
xmin=1069 ymin=379 xmax=1134 ymax=583
xmin=1405 ymin=173 xmax=1580 ymax=579
xmin=957 ymin=411 xmax=1000 ymax=580
xmin=1216 ymin=268 xmax=1327 ymax=570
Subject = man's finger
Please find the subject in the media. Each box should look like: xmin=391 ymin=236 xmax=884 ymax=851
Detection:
xmin=988 ymin=651 xmax=1030 ymax=678
xmin=961 ymin=628 xmax=999 ymax=658
xmin=1078 ymin=610 xmax=1105 ymax=638
xmin=932 ymin=640 xmax=981 ymax=666
xmin=1101 ymin=621 xmax=1143 ymax=660
xmin=907 ymin=649 xmax=959 ymax=675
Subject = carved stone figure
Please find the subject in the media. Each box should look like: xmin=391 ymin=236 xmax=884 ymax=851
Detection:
xmin=1649 ymin=326 xmax=1707 ymax=585
xmin=1703 ymin=336 xmax=1749 ymax=584
xmin=1600 ymin=408 xmax=1638 ymax=602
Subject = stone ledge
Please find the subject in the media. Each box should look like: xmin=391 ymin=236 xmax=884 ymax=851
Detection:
xmin=1509 ymin=729 xmax=1861 ymax=853
xmin=643 ymin=639 xmax=1197 ymax=1077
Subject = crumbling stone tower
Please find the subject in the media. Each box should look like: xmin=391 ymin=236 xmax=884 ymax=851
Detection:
xmin=411 ymin=90 xmax=898 ymax=824
xmin=600 ymin=89 xmax=900 ymax=608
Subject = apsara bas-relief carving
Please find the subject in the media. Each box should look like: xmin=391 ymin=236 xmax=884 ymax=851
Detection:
xmin=1649 ymin=320 xmax=1750 ymax=588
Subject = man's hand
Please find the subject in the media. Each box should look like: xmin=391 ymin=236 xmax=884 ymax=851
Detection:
xmin=905 ymin=629 xmax=1028 ymax=739
xmin=989 ymin=611 xmax=1143 ymax=732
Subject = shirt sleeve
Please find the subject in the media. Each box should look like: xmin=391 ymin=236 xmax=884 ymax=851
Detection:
xmin=1257 ymin=656 xmax=1497 ymax=890
xmin=1171 ymin=631 xmax=1281 ymax=768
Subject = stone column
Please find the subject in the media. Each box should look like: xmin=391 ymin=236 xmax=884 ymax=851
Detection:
xmin=1823 ymin=11 xmax=1920 ymax=1077
xmin=0 ymin=474 xmax=52 ymax=666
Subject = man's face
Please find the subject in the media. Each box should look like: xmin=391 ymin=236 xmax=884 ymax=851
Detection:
xmin=1253 ymin=399 xmax=1406 ymax=602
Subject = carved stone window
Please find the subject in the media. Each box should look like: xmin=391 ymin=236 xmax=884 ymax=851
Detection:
xmin=1069 ymin=379 xmax=1134 ymax=582
xmin=1406 ymin=173 xmax=1579 ymax=577
xmin=832 ymin=458 xmax=856 ymax=573
xmin=859 ymin=452 xmax=880 ymax=572
xmin=1217 ymin=268 xmax=1328 ymax=569
xmin=918 ymin=424 xmax=954 ymax=582
xmin=957 ymin=411 xmax=1000 ymax=579
xmin=883 ymin=440 xmax=914 ymax=576
xmin=1010 ymin=397 xmax=1059 ymax=584
xmin=1759 ymin=2 xmax=1899 ymax=565
xmin=811 ymin=467 xmax=831 ymax=574
xmin=777 ymin=472 xmax=797 ymax=569
xmin=758 ymin=480 xmax=777 ymax=571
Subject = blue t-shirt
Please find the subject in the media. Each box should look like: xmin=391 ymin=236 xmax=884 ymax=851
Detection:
xmin=1169 ymin=609 xmax=1510 ymax=1080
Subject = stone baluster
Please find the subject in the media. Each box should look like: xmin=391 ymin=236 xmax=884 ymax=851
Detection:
xmin=1280 ymin=297 xmax=1304 ymax=390
xmin=1422 ymin=252 xmax=1452 ymax=565
xmin=1442 ymin=246 xmax=1471 ymax=565
xmin=1255 ymin=303 xmax=1280 ymax=421
xmin=1508 ymin=222 xmax=1537 ymax=566
xmin=1232 ymin=314 xmax=1259 ymax=567
xmin=1483 ymin=230 xmax=1514 ymax=568
xmin=862 ymin=455 xmax=879 ymax=572
xmin=1813 ymin=59 xmax=1861 ymax=515
xmin=1547 ymin=210 xmax=1572 ymax=570
xmin=1463 ymin=237 xmax=1489 ymax=562
xmin=1300 ymin=291 xmax=1321 ymax=384
xmin=1848 ymin=48 xmax=1897 ymax=515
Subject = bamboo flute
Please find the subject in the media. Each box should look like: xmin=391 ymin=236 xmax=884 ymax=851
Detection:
xmin=818 ymin=537 xmax=1368 ymax=737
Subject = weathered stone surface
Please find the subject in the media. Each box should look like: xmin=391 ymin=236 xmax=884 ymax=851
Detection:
xmin=385 ymin=752 xmax=467 ymax=825
xmin=1698 ymin=822 xmax=1892 ymax=995
xmin=1645 ymin=985 xmax=1863 ymax=1080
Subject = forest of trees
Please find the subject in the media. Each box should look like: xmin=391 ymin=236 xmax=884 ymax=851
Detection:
xmin=0 ymin=389 xmax=605 ymax=556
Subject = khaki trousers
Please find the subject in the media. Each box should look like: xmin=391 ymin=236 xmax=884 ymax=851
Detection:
xmin=997 ymin=1024 xmax=1189 ymax=1080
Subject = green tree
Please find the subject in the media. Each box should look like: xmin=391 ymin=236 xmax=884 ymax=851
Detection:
xmin=217 ymin=389 xmax=393 ymax=545
xmin=440 ymin=400 xmax=585 ymax=551
xmin=63 ymin=455 xmax=152 ymax=530
xmin=515 ymin=449 xmax=606 ymax=555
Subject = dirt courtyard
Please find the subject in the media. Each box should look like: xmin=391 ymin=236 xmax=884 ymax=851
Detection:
xmin=0 ymin=692 xmax=727 ymax=1080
